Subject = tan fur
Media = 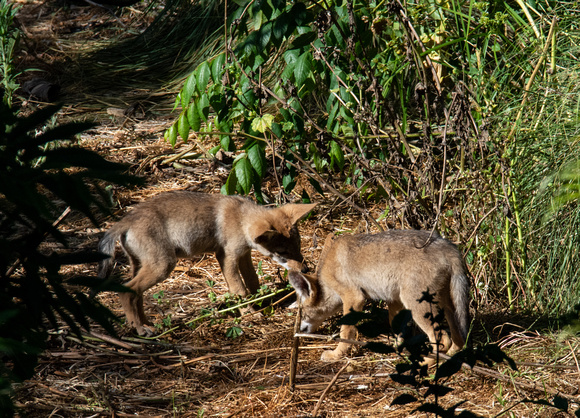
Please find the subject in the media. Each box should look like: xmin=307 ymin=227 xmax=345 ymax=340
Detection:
xmin=98 ymin=191 xmax=316 ymax=335
xmin=288 ymin=230 xmax=470 ymax=363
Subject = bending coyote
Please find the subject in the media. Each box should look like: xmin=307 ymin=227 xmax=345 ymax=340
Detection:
xmin=288 ymin=230 xmax=470 ymax=362
xmin=98 ymin=191 xmax=316 ymax=335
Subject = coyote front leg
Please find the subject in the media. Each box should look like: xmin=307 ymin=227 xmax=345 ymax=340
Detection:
xmin=216 ymin=249 xmax=250 ymax=296
xmin=321 ymin=293 xmax=365 ymax=361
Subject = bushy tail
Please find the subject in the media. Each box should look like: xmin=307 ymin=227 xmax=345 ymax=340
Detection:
xmin=91 ymin=225 xmax=123 ymax=297
xmin=450 ymin=258 xmax=471 ymax=343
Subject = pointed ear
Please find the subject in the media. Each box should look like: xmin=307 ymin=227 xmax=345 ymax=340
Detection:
xmin=288 ymin=270 xmax=317 ymax=301
xmin=252 ymin=220 xmax=277 ymax=244
xmin=278 ymin=203 xmax=318 ymax=225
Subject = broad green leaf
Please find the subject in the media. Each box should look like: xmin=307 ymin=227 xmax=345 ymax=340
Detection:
xmin=273 ymin=12 xmax=289 ymax=41
xmin=211 ymin=53 xmax=226 ymax=83
xmin=330 ymin=140 xmax=345 ymax=170
xmin=289 ymin=31 xmax=316 ymax=49
xmin=327 ymin=101 xmax=339 ymax=131
xmin=197 ymin=94 xmax=210 ymax=121
xmin=251 ymin=114 xmax=275 ymax=133
xmin=181 ymin=71 xmax=197 ymax=108
xmin=177 ymin=111 xmax=190 ymax=141
xmin=196 ymin=61 xmax=211 ymax=93
xmin=234 ymin=155 xmax=254 ymax=194
xmin=283 ymin=173 xmax=296 ymax=193
xmin=164 ymin=123 xmax=178 ymax=147
xmin=187 ymin=104 xmax=201 ymax=131
xmin=221 ymin=169 xmax=237 ymax=195
xmin=247 ymin=143 xmax=267 ymax=177
xmin=221 ymin=134 xmax=234 ymax=151
xmin=181 ymin=71 xmax=198 ymax=108
xmin=294 ymin=51 xmax=312 ymax=86
xmin=259 ymin=21 xmax=273 ymax=49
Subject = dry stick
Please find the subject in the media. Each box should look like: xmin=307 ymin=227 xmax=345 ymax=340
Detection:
xmin=6 ymin=206 xmax=71 ymax=277
xmin=86 ymin=331 xmax=142 ymax=351
xmin=280 ymin=148 xmax=384 ymax=231
xmin=506 ymin=16 xmax=558 ymax=142
xmin=311 ymin=361 xmax=351 ymax=417
xmin=289 ymin=304 xmax=302 ymax=392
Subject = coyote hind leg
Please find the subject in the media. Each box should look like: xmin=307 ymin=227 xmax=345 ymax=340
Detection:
xmin=120 ymin=259 xmax=176 ymax=336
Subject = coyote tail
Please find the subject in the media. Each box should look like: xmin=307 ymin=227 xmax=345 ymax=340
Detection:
xmin=97 ymin=224 xmax=123 ymax=281
xmin=450 ymin=258 xmax=470 ymax=342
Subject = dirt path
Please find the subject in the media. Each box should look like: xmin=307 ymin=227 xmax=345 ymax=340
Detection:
xmin=11 ymin=1 xmax=580 ymax=416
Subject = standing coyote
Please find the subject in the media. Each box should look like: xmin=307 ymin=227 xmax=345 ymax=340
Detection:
xmin=288 ymin=230 xmax=470 ymax=362
xmin=97 ymin=191 xmax=316 ymax=335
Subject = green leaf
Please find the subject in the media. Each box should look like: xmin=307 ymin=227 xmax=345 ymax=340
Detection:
xmin=294 ymin=51 xmax=312 ymax=86
xmin=177 ymin=111 xmax=190 ymax=141
xmin=187 ymin=104 xmax=201 ymax=131
xmin=197 ymin=94 xmax=210 ymax=121
xmin=327 ymin=101 xmax=339 ymax=132
xmin=247 ymin=143 xmax=267 ymax=177
xmin=164 ymin=123 xmax=178 ymax=147
xmin=181 ymin=71 xmax=198 ymax=108
xmin=196 ymin=61 xmax=211 ymax=93
xmin=283 ymin=173 xmax=296 ymax=193
xmin=273 ymin=12 xmax=289 ymax=41
xmin=211 ymin=53 xmax=226 ymax=83
xmin=289 ymin=31 xmax=316 ymax=49
xmin=251 ymin=114 xmax=275 ymax=133
xmin=234 ymin=155 xmax=254 ymax=194
xmin=226 ymin=325 xmax=243 ymax=339
xmin=221 ymin=169 xmax=237 ymax=195
xmin=329 ymin=140 xmax=345 ymax=170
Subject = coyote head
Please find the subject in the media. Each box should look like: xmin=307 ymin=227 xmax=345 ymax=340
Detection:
xmin=288 ymin=270 xmax=342 ymax=333
xmin=250 ymin=203 xmax=316 ymax=273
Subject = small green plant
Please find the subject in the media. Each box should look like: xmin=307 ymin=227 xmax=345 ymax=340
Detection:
xmin=152 ymin=290 xmax=166 ymax=304
xmin=0 ymin=0 xmax=20 ymax=105
xmin=205 ymin=279 xmax=217 ymax=302
xmin=225 ymin=322 xmax=243 ymax=339
xmin=154 ymin=314 xmax=172 ymax=332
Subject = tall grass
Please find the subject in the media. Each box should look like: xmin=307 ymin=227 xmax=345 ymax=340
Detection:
xmin=75 ymin=0 xmax=225 ymax=96
xmin=498 ymin=4 xmax=580 ymax=315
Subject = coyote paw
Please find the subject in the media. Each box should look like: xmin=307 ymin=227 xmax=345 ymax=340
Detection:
xmin=320 ymin=349 xmax=345 ymax=362
xmin=135 ymin=324 xmax=156 ymax=337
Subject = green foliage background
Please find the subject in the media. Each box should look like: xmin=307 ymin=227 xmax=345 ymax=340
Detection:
xmin=168 ymin=0 xmax=580 ymax=316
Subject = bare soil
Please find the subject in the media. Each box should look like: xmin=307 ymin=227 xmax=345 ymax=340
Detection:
xmin=11 ymin=1 xmax=580 ymax=416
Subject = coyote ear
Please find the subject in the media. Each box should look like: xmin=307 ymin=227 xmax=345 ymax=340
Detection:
xmin=254 ymin=228 xmax=277 ymax=244
xmin=288 ymin=270 xmax=316 ymax=300
xmin=281 ymin=203 xmax=318 ymax=225
xmin=269 ymin=203 xmax=317 ymax=238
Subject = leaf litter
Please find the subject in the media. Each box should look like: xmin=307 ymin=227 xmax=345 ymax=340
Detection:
xmin=11 ymin=1 xmax=580 ymax=416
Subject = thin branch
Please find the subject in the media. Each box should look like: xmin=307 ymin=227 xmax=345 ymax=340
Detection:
xmin=312 ymin=361 xmax=351 ymax=417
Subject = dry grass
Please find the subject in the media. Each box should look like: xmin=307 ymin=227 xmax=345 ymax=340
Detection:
xmin=11 ymin=1 xmax=580 ymax=417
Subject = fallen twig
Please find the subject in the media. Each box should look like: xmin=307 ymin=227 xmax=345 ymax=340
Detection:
xmin=312 ymin=361 xmax=351 ymax=417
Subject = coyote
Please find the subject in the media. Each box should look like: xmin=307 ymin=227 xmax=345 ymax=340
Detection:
xmin=97 ymin=191 xmax=316 ymax=335
xmin=288 ymin=230 xmax=470 ymax=362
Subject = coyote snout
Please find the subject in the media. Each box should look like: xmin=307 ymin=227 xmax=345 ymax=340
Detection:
xmin=289 ymin=230 xmax=470 ymax=363
xmin=97 ymin=191 xmax=316 ymax=336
